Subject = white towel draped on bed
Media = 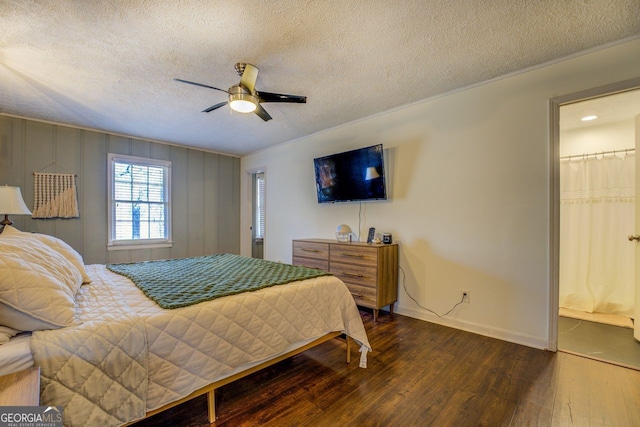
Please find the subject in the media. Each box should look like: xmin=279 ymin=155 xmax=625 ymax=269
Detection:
xmin=32 ymin=173 xmax=79 ymax=218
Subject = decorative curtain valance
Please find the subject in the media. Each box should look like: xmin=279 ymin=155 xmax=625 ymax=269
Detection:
xmin=32 ymin=173 xmax=79 ymax=219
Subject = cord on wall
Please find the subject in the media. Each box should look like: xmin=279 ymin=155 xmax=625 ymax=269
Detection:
xmin=357 ymin=202 xmax=365 ymax=241
xmin=399 ymin=265 xmax=466 ymax=318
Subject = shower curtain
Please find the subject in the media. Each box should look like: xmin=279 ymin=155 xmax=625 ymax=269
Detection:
xmin=560 ymin=153 xmax=635 ymax=317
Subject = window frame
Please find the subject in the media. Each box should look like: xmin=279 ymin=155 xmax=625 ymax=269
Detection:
xmin=107 ymin=153 xmax=173 ymax=250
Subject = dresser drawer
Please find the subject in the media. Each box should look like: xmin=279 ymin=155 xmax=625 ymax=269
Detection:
xmin=347 ymin=283 xmax=377 ymax=309
xmin=330 ymin=244 xmax=378 ymax=267
xmin=292 ymin=238 xmax=398 ymax=322
xmin=293 ymin=241 xmax=329 ymax=260
xmin=292 ymin=256 xmax=329 ymax=271
xmin=330 ymin=262 xmax=377 ymax=288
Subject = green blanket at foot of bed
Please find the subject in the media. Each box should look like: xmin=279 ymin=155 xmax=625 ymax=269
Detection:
xmin=106 ymin=253 xmax=331 ymax=309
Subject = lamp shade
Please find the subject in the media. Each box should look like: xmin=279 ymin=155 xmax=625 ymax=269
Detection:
xmin=365 ymin=167 xmax=380 ymax=180
xmin=336 ymin=224 xmax=352 ymax=234
xmin=0 ymin=186 xmax=32 ymax=215
xmin=335 ymin=224 xmax=353 ymax=242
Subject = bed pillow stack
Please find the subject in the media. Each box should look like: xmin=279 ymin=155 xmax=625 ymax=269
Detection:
xmin=28 ymin=232 xmax=92 ymax=284
xmin=0 ymin=225 xmax=88 ymax=335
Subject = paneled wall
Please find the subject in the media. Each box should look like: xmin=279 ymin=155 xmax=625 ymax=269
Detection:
xmin=0 ymin=116 xmax=240 ymax=264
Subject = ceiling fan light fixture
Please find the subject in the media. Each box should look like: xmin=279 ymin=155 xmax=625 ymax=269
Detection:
xmin=229 ymin=92 xmax=258 ymax=113
xmin=174 ymin=64 xmax=305 ymax=122
xmin=228 ymin=84 xmax=258 ymax=113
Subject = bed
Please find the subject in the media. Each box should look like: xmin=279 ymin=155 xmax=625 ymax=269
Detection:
xmin=0 ymin=225 xmax=371 ymax=426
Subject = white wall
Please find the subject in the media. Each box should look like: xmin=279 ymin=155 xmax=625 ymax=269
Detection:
xmin=241 ymin=38 xmax=640 ymax=349
xmin=561 ymin=119 xmax=635 ymax=157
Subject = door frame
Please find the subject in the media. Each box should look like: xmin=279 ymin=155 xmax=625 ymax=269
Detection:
xmin=548 ymin=76 xmax=640 ymax=351
xmin=247 ymin=167 xmax=266 ymax=259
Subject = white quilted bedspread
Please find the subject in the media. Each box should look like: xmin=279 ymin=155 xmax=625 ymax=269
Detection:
xmin=32 ymin=264 xmax=371 ymax=426
xmin=31 ymin=270 xmax=148 ymax=427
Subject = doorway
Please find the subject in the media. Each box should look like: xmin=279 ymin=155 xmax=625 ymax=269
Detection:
xmin=251 ymin=171 xmax=265 ymax=259
xmin=555 ymin=86 xmax=640 ymax=369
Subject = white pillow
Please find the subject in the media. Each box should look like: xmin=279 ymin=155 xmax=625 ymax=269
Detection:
xmin=1 ymin=225 xmax=22 ymax=237
xmin=29 ymin=232 xmax=91 ymax=284
xmin=0 ymin=225 xmax=21 ymax=237
xmin=0 ymin=229 xmax=81 ymax=331
xmin=0 ymin=226 xmax=89 ymax=284
xmin=0 ymin=325 xmax=20 ymax=345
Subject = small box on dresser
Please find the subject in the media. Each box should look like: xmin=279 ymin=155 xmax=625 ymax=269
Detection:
xmin=292 ymin=239 xmax=398 ymax=321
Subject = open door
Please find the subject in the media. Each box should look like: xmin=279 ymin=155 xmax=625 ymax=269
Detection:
xmin=251 ymin=172 xmax=265 ymax=259
xmin=635 ymin=115 xmax=640 ymax=341
xmin=551 ymin=79 xmax=640 ymax=352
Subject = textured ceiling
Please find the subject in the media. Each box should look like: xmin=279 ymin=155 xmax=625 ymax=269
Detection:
xmin=1 ymin=1 xmax=640 ymax=156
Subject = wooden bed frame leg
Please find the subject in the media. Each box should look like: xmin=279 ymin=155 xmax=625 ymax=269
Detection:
xmin=207 ymin=390 xmax=216 ymax=423
xmin=346 ymin=335 xmax=351 ymax=364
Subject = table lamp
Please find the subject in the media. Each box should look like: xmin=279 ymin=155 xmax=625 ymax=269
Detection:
xmin=336 ymin=224 xmax=354 ymax=242
xmin=0 ymin=186 xmax=32 ymax=231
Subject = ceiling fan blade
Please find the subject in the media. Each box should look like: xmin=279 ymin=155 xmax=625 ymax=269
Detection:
xmin=239 ymin=63 xmax=259 ymax=95
xmin=174 ymin=78 xmax=228 ymax=93
xmin=254 ymin=104 xmax=272 ymax=121
xmin=202 ymin=101 xmax=228 ymax=113
xmin=257 ymin=91 xmax=307 ymax=103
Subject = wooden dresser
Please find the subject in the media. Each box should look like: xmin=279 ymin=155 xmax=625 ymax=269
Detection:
xmin=292 ymin=238 xmax=398 ymax=321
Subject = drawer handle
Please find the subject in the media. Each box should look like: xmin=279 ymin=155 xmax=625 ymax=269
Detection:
xmin=350 ymin=292 xmax=364 ymax=298
xmin=343 ymin=272 xmax=365 ymax=278
xmin=342 ymin=253 xmax=365 ymax=258
xmin=301 ymin=248 xmax=321 ymax=253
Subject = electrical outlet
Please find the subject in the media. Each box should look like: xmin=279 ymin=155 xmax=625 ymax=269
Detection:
xmin=461 ymin=290 xmax=470 ymax=303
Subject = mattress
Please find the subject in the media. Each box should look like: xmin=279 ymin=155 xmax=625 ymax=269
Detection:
xmin=30 ymin=263 xmax=371 ymax=426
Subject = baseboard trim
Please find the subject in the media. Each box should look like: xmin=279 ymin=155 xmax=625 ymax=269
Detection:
xmin=395 ymin=306 xmax=550 ymax=351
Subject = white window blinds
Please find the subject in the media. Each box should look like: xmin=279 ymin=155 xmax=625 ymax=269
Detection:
xmin=108 ymin=153 xmax=171 ymax=248
xmin=255 ymin=173 xmax=265 ymax=239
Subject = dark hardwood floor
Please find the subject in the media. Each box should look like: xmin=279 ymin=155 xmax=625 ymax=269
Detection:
xmin=131 ymin=310 xmax=640 ymax=426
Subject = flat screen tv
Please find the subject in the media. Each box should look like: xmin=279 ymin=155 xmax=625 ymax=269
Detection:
xmin=314 ymin=144 xmax=387 ymax=203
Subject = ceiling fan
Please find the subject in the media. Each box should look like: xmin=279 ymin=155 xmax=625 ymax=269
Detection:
xmin=174 ymin=63 xmax=307 ymax=121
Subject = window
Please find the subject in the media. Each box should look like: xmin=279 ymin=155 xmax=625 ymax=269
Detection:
xmin=108 ymin=153 xmax=172 ymax=249
xmin=255 ymin=172 xmax=265 ymax=240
